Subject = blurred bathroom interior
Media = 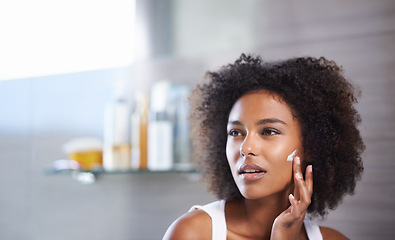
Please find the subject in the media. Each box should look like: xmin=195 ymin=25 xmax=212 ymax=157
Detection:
xmin=0 ymin=0 xmax=394 ymax=239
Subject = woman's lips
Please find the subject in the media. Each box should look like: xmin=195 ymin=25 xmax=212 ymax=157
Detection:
xmin=238 ymin=163 xmax=267 ymax=181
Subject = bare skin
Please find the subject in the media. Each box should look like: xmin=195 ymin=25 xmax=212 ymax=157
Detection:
xmin=163 ymin=91 xmax=349 ymax=240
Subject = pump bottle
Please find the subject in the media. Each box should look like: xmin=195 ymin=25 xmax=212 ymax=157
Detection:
xmin=103 ymin=79 xmax=131 ymax=171
xmin=147 ymin=80 xmax=173 ymax=171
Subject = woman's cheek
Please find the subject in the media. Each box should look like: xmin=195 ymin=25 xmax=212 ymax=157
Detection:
xmin=226 ymin=140 xmax=240 ymax=164
xmin=267 ymin=142 xmax=288 ymax=163
xmin=225 ymin=141 xmax=233 ymax=161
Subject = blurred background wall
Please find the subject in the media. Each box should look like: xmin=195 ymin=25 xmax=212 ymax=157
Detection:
xmin=0 ymin=0 xmax=394 ymax=239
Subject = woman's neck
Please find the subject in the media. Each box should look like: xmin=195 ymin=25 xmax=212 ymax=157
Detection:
xmin=225 ymin=190 xmax=293 ymax=239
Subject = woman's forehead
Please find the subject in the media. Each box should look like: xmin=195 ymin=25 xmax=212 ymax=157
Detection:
xmin=228 ymin=91 xmax=294 ymax=123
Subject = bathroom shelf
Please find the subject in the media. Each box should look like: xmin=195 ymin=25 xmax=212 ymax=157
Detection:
xmin=45 ymin=168 xmax=199 ymax=184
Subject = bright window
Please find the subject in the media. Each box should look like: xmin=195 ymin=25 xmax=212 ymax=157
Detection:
xmin=0 ymin=0 xmax=136 ymax=81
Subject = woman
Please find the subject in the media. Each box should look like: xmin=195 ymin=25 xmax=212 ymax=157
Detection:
xmin=163 ymin=54 xmax=365 ymax=239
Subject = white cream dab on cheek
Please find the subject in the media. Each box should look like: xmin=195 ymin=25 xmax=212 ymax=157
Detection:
xmin=287 ymin=150 xmax=297 ymax=162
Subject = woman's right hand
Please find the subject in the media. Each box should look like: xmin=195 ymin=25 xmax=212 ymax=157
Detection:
xmin=270 ymin=156 xmax=313 ymax=240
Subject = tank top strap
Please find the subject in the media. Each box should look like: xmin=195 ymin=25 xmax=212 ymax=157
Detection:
xmin=304 ymin=218 xmax=323 ymax=240
xmin=189 ymin=200 xmax=227 ymax=240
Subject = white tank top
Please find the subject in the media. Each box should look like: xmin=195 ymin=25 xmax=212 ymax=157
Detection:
xmin=190 ymin=200 xmax=323 ymax=240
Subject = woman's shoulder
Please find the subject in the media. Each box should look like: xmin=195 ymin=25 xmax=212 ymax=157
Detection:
xmin=320 ymin=226 xmax=350 ymax=240
xmin=163 ymin=209 xmax=212 ymax=240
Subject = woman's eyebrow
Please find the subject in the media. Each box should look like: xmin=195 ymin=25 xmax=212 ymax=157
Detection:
xmin=227 ymin=120 xmax=242 ymax=126
xmin=227 ymin=118 xmax=287 ymax=126
xmin=257 ymin=118 xmax=287 ymax=125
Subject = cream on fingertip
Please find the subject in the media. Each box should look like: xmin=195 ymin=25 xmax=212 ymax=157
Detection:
xmin=287 ymin=150 xmax=297 ymax=162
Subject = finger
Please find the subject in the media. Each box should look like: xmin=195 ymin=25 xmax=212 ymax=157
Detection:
xmin=293 ymin=157 xmax=312 ymax=208
xmin=288 ymin=193 xmax=303 ymax=219
xmin=293 ymin=182 xmax=309 ymax=213
xmin=288 ymin=194 xmax=299 ymax=217
xmin=298 ymin=165 xmax=313 ymax=203
xmin=293 ymin=157 xmax=305 ymax=200
xmin=305 ymin=165 xmax=313 ymax=196
xmin=293 ymin=156 xmax=304 ymax=200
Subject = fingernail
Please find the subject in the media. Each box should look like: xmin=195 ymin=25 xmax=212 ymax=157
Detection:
xmin=289 ymin=193 xmax=295 ymax=199
xmin=295 ymin=156 xmax=300 ymax=164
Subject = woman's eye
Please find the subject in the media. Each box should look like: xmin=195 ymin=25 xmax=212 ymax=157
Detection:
xmin=228 ymin=129 xmax=242 ymax=137
xmin=262 ymin=128 xmax=280 ymax=136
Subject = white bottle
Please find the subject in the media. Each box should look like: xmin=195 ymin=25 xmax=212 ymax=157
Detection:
xmin=171 ymin=85 xmax=192 ymax=171
xmin=103 ymin=79 xmax=131 ymax=172
xmin=148 ymin=80 xmax=173 ymax=171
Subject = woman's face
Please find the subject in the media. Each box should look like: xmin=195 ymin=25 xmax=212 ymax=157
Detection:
xmin=226 ymin=91 xmax=303 ymax=200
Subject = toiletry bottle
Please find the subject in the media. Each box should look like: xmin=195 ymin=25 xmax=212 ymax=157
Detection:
xmin=171 ymin=85 xmax=192 ymax=171
xmin=130 ymin=92 xmax=149 ymax=170
xmin=147 ymin=80 xmax=173 ymax=171
xmin=103 ymin=79 xmax=131 ymax=171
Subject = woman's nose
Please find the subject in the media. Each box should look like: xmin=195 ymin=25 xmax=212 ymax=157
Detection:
xmin=240 ymin=133 xmax=258 ymax=157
